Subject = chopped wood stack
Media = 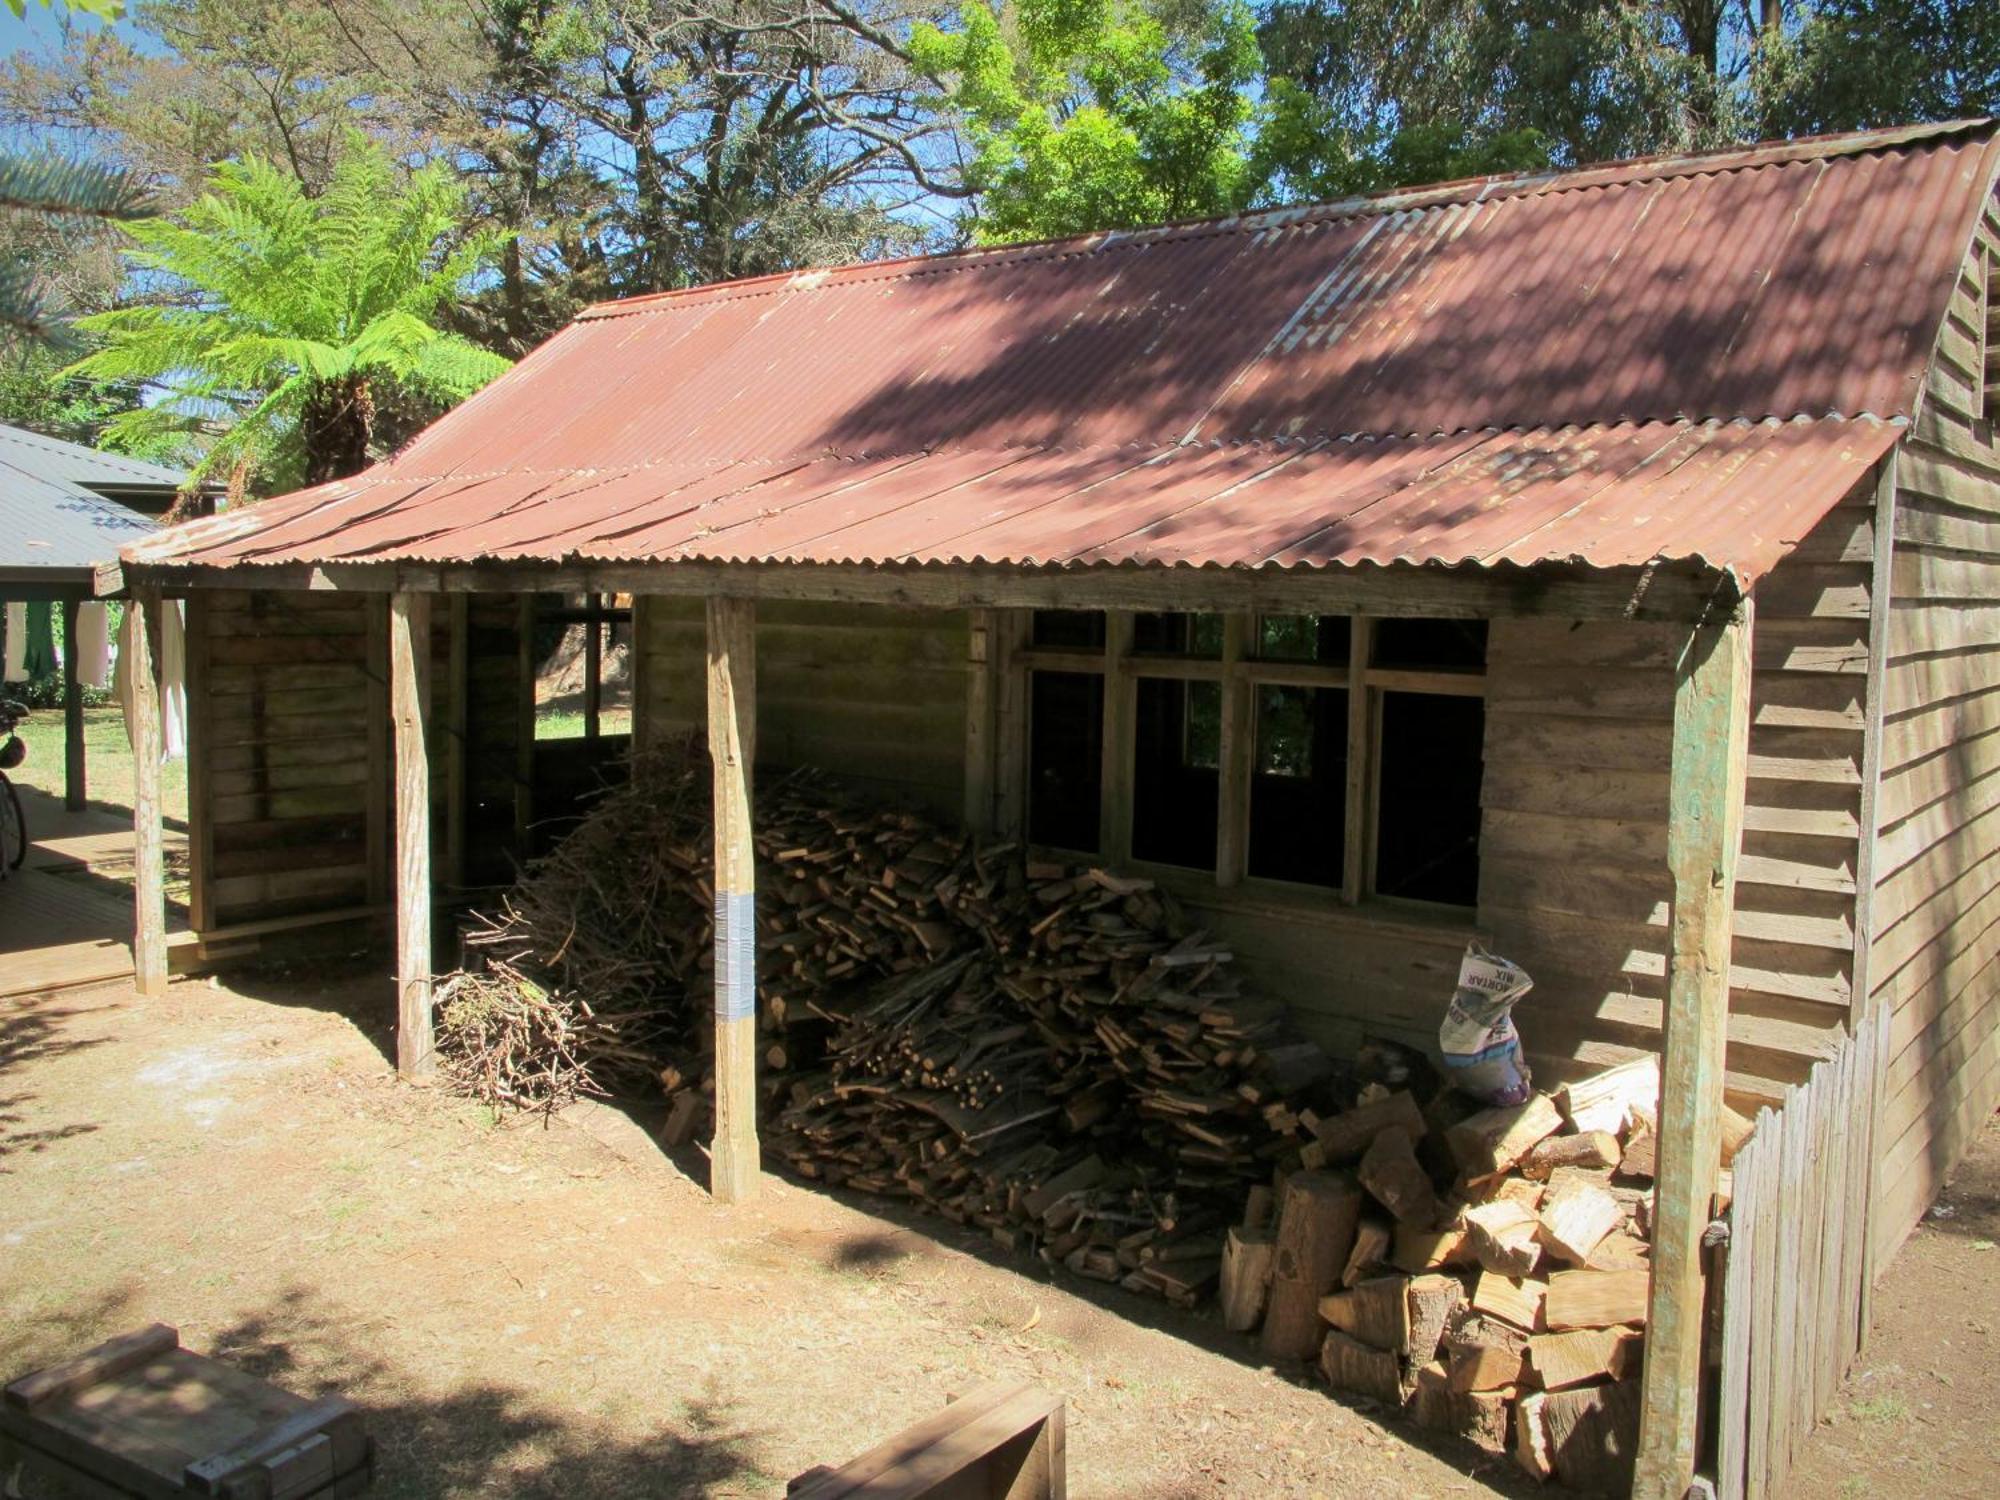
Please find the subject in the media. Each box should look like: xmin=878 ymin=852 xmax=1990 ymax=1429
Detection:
xmin=1216 ymin=1055 xmax=1740 ymax=1489
xmin=436 ymin=741 xmax=1338 ymax=1302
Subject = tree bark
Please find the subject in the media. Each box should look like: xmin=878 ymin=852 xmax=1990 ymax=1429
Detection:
xmin=301 ymin=375 xmax=376 ymax=484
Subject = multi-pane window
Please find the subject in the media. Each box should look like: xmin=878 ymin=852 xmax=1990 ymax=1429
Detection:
xmin=1020 ymin=608 xmax=1487 ymax=910
xmin=530 ymin=591 xmax=634 ymax=742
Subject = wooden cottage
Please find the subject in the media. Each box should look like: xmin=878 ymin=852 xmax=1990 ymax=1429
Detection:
xmin=103 ymin=119 xmax=2000 ymax=1496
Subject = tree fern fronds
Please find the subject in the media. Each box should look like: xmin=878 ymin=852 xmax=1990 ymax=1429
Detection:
xmin=406 ymin=335 xmax=513 ymax=399
xmin=68 ymin=133 xmax=515 ymax=483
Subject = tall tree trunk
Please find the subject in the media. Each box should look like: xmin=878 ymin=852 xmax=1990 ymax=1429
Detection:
xmin=301 ymin=375 xmax=377 ymax=484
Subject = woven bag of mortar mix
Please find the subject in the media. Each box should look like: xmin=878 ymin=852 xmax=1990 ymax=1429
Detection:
xmin=1439 ymin=943 xmax=1534 ymax=1106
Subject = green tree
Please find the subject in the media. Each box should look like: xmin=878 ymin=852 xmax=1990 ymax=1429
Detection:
xmin=0 ymin=342 xmax=189 ymax=460
xmin=910 ymin=0 xmax=1262 ymax=241
xmin=64 ymin=139 xmax=513 ymax=490
xmin=0 ymin=155 xmax=148 ymax=346
xmin=1760 ymin=0 xmax=1999 ymax=134
xmin=3 ymin=0 xmax=120 ymax=16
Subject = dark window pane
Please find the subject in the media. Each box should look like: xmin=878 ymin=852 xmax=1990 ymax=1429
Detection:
xmin=1029 ymin=670 xmax=1104 ymax=850
xmin=1259 ymin=613 xmax=1351 ymax=663
xmin=1032 ymin=610 xmax=1105 ymax=649
xmin=1375 ymin=693 xmax=1483 ymax=906
xmin=1249 ymin=685 xmax=1346 ymax=886
xmin=1373 ymin=618 xmax=1488 ymax=672
xmin=1132 ymin=679 xmax=1220 ymax=869
xmin=1133 ymin=612 xmax=1223 ymax=658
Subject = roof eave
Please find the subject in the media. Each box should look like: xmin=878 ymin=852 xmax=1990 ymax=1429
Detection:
xmin=112 ymin=553 xmax=1742 ymax=625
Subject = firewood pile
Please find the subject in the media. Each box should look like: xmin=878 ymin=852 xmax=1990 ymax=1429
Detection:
xmin=1217 ymin=1054 xmax=1756 ymax=1490
xmin=434 ymin=741 xmax=1348 ymax=1296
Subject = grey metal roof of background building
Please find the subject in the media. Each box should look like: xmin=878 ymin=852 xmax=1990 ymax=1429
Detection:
xmin=0 ymin=422 xmax=177 ymax=579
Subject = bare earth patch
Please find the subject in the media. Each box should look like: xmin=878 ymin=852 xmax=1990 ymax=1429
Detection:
xmin=1 ymin=968 xmax=1546 ymax=1499
xmin=1781 ymin=1111 xmax=2000 ymax=1500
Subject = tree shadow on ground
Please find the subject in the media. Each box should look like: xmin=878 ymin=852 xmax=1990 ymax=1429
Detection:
xmin=0 ymin=999 xmax=109 ymax=1166
xmin=2 ymin=1285 xmax=770 ymax=1500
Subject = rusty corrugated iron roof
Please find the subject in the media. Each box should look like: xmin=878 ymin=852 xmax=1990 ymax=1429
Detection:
xmin=131 ymin=418 xmax=1900 ymax=586
xmin=131 ymin=120 xmax=1997 ymax=585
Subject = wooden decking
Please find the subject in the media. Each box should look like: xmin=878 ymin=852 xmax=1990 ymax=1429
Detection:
xmin=0 ymin=786 xmax=188 ymax=998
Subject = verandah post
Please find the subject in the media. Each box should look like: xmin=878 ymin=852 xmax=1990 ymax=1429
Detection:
xmin=61 ymin=596 xmax=85 ymax=811
xmin=129 ymin=587 xmax=168 ymax=998
xmin=707 ymin=593 xmax=760 ymax=1202
xmin=1634 ymin=597 xmax=1753 ymax=1499
xmin=390 ymin=590 xmax=435 ymax=1079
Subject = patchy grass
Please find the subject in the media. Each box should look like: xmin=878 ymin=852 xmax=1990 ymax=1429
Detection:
xmin=1850 ymin=1392 xmax=1911 ymax=1425
xmin=9 ymin=702 xmax=188 ymax=826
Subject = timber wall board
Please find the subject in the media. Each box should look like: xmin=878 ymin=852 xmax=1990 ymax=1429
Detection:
xmin=1475 ymin=494 xmax=1873 ymax=1112
xmin=191 ymin=588 xmax=383 ymax=929
xmin=1871 ymin=192 xmax=2000 ymax=1262
xmin=637 ymin=597 xmax=970 ymax=818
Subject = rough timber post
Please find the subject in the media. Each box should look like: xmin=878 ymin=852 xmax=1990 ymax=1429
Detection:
xmin=61 ymin=597 xmax=85 ymax=811
xmin=1634 ymin=598 xmax=1752 ymax=1499
xmin=129 ymin=588 xmax=167 ymax=998
xmin=707 ymin=595 xmax=759 ymax=1202
xmin=390 ymin=591 xmax=435 ymax=1079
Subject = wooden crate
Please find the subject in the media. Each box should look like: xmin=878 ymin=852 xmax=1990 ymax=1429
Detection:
xmin=788 ymin=1381 xmax=1064 ymax=1499
xmin=0 ymin=1325 xmax=371 ymax=1500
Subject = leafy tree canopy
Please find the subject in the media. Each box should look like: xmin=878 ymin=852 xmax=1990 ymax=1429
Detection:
xmin=64 ymin=136 xmax=512 ymax=490
xmin=910 ymin=0 xmax=1262 ymax=241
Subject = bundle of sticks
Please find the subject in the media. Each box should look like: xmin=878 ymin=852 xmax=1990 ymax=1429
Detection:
xmin=436 ymin=741 xmax=1342 ymax=1296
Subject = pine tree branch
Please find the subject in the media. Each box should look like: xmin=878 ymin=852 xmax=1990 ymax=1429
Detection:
xmin=0 ymin=154 xmax=149 ymax=223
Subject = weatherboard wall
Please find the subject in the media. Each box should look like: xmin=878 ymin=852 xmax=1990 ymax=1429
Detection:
xmin=188 ymin=588 xmax=384 ymax=931
xmin=620 ymin=575 xmax=1876 ymax=1105
xmin=636 ymin=597 xmax=969 ymax=820
xmin=1870 ymin=193 xmax=2000 ymax=1263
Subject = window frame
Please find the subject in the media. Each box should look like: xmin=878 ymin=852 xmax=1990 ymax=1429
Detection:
xmin=1013 ymin=608 xmax=1486 ymax=915
xmin=528 ymin=590 xmax=634 ymax=744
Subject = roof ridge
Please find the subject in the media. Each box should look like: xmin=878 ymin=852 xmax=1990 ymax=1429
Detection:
xmin=352 ymin=413 xmax=1900 ymax=489
xmin=577 ymin=119 xmax=1997 ymax=322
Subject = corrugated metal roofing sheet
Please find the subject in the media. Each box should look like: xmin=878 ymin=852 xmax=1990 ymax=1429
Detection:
xmin=130 ymin=418 xmax=1901 ymax=587
xmin=0 ymin=467 xmax=158 ymax=574
xmin=0 ymin=422 xmax=187 ymax=493
xmin=132 ymin=120 xmax=1998 ymax=585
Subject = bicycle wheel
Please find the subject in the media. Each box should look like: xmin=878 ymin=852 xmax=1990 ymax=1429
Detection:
xmin=0 ymin=773 xmax=23 ymax=871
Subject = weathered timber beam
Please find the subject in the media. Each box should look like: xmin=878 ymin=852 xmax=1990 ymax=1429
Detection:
xmin=964 ymin=608 xmax=998 ymax=834
xmin=445 ymin=593 xmax=469 ymax=889
xmin=117 ymin=558 xmax=1742 ymax=624
xmin=707 ymin=594 xmax=760 ymax=1203
xmin=1634 ymin=599 xmax=1753 ymax=1500
xmin=1851 ymin=458 xmax=1898 ymax=1337
xmin=129 ymin=588 xmax=167 ymax=998
xmin=60 ymin=597 xmax=84 ymax=812
xmin=389 ymin=592 xmax=435 ymax=1079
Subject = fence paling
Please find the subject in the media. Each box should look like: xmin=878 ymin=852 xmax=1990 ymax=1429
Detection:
xmin=1712 ymin=1005 xmax=1886 ymax=1500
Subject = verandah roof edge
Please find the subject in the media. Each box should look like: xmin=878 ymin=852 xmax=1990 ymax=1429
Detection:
xmin=103 ymin=555 xmax=1746 ymax=623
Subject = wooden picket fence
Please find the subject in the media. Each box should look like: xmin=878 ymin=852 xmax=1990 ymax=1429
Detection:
xmin=1711 ymin=1003 xmax=1889 ymax=1499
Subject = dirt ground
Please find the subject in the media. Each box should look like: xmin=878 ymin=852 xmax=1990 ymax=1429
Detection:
xmin=1 ymin=966 xmax=1548 ymax=1499
xmin=1782 ymin=1110 xmax=2000 ymax=1500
